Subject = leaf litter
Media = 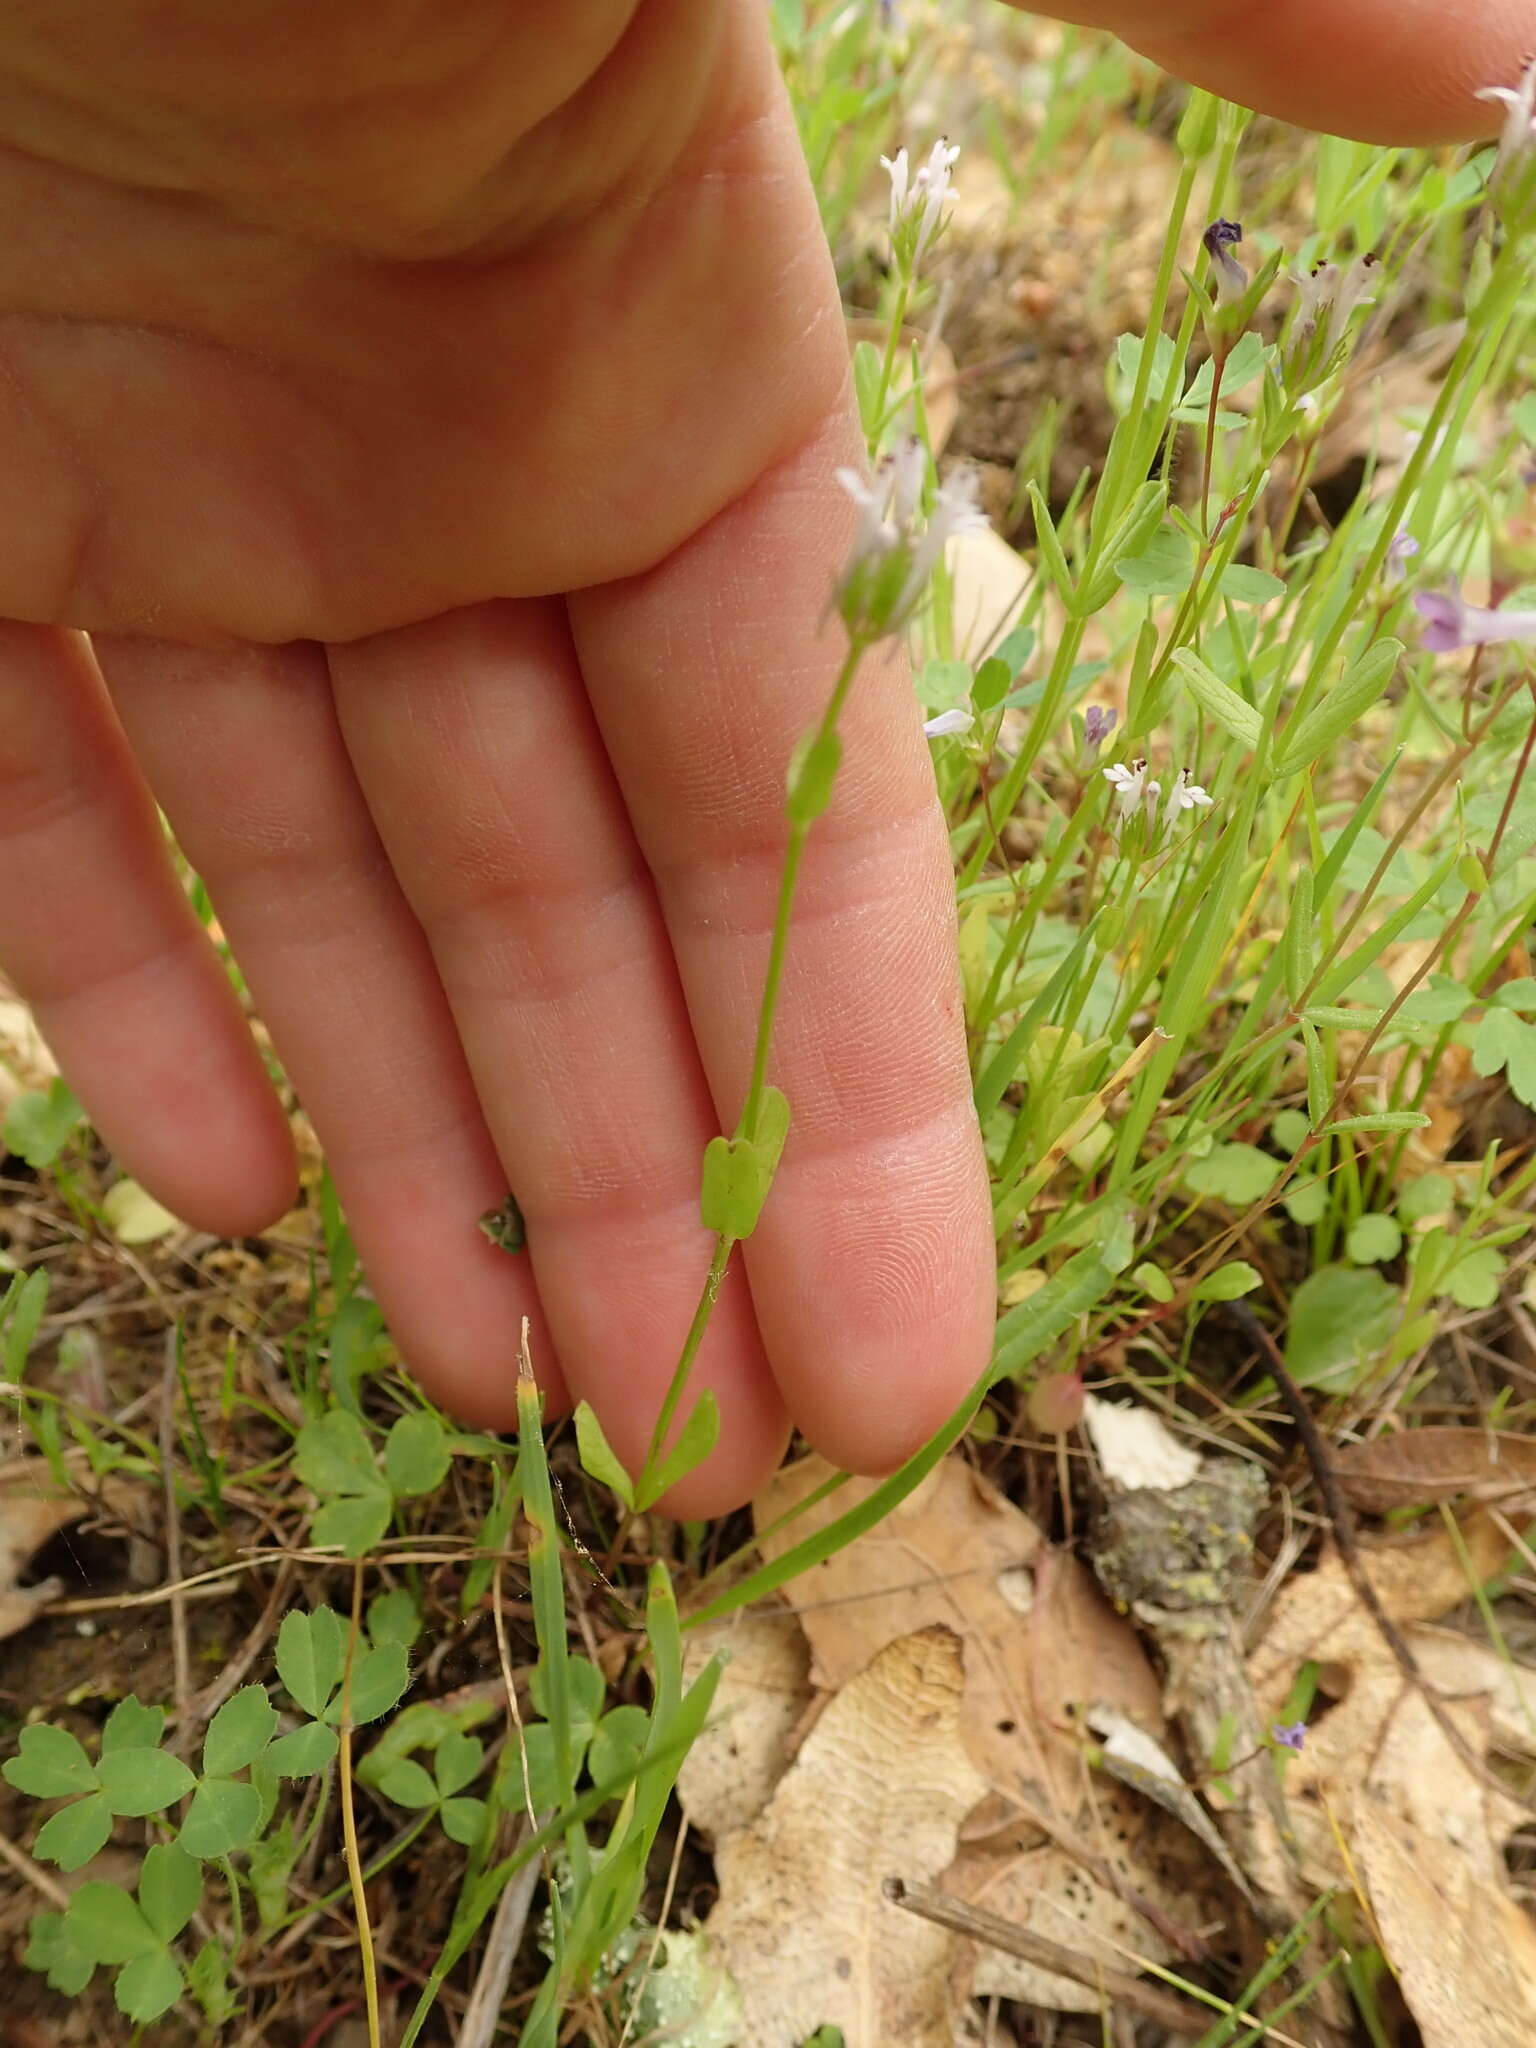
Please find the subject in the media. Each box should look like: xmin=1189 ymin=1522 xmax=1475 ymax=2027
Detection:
xmin=673 ymin=1411 xmax=1536 ymax=2047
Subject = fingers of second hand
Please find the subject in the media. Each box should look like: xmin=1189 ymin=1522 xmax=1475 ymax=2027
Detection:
xmin=0 ymin=621 xmax=295 ymax=1233
xmin=93 ymin=629 xmax=560 ymax=1427
xmin=328 ymin=601 xmax=791 ymax=1515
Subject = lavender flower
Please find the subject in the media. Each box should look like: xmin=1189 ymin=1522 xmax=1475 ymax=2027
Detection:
xmin=923 ymin=707 xmax=974 ymax=738
xmin=1082 ymin=704 xmax=1117 ymax=754
xmin=833 ymin=442 xmax=988 ymax=641
xmin=1385 ymin=529 xmax=1420 ymax=582
xmin=1414 ymin=578 xmax=1536 ymax=653
xmin=1202 ymin=218 xmax=1247 ymax=304
xmin=1271 ymin=1721 xmax=1306 ymax=1752
xmin=881 ymin=139 xmax=960 ymax=272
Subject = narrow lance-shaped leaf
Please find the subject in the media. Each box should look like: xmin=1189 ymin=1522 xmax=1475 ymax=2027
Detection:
xmin=1311 ymin=838 xmax=1461 ymax=1007
xmin=573 ymin=1400 xmax=635 ymax=1510
xmin=1170 ymin=647 xmax=1263 ymax=748
xmin=1283 ymin=866 xmax=1314 ymax=1007
xmin=636 ymin=1390 xmax=721 ymax=1511
xmin=1273 ymin=638 xmax=1402 ymax=777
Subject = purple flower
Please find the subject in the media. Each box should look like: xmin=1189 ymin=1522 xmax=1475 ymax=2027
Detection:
xmin=1384 ymin=530 xmax=1420 ymax=585
xmin=1083 ymin=704 xmax=1117 ymax=754
xmin=1271 ymin=1721 xmax=1306 ymax=1752
xmin=1202 ymin=218 xmax=1246 ymax=304
xmin=1414 ymin=578 xmax=1536 ymax=653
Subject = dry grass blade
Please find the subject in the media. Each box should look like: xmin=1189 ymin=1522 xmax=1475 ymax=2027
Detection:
xmin=883 ymin=1878 xmax=1213 ymax=2040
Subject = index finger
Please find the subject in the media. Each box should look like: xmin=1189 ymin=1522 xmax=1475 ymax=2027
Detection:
xmin=1038 ymin=0 xmax=1534 ymax=143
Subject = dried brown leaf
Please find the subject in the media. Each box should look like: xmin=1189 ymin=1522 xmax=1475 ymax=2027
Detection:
xmin=706 ymin=1627 xmax=987 ymax=2048
xmin=751 ymin=1455 xmax=1220 ymax=2020
xmin=753 ymin=1453 xmax=1159 ymax=1812
xmin=1249 ymin=1513 xmax=1531 ymax=1883
xmin=1354 ymin=1804 xmax=1536 ymax=2048
xmin=678 ymin=1609 xmax=812 ymax=1842
xmin=0 ymin=1467 xmax=88 ymax=1642
xmin=1334 ymin=1427 xmax=1536 ymax=1514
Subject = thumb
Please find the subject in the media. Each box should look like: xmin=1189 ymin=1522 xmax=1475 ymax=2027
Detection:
xmin=1020 ymin=0 xmax=1532 ymax=145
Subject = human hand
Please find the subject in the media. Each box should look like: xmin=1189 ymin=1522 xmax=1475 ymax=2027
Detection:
xmin=0 ymin=2 xmax=1522 ymax=1514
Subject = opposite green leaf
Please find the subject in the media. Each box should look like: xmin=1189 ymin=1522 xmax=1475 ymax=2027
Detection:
xmin=1170 ymin=647 xmax=1263 ymax=748
xmin=573 ymin=1399 xmax=635 ymax=1509
xmin=636 ymin=1390 xmax=721 ymax=1511
xmin=699 ymin=1134 xmax=771 ymax=1240
xmin=786 ymin=728 xmax=843 ymax=826
xmin=1272 ymin=638 xmax=1401 ymax=777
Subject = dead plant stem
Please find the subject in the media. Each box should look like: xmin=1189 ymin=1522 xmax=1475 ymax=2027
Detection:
xmin=339 ymin=1561 xmax=383 ymax=2048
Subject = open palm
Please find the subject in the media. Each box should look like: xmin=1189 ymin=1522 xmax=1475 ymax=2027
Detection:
xmin=0 ymin=0 xmax=1521 ymax=1511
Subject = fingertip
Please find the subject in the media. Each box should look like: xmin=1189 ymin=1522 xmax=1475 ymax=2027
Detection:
xmin=35 ymin=960 xmax=302 ymax=1242
xmin=753 ymin=1109 xmax=996 ymax=1479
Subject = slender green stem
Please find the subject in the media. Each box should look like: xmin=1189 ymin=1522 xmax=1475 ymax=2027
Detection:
xmin=642 ymin=636 xmax=868 ymax=1489
xmin=872 ymin=274 xmax=912 ymax=433
xmin=740 ymin=641 xmax=864 ymax=1143
xmin=642 ymin=1232 xmax=732 ymax=1478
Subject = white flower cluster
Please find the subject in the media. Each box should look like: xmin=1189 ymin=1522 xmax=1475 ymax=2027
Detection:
xmin=833 ymin=439 xmax=988 ymax=642
xmin=881 ymin=140 xmax=960 ymax=272
xmin=1292 ymin=252 xmax=1379 ymax=366
xmin=1102 ymin=759 xmax=1213 ymax=849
